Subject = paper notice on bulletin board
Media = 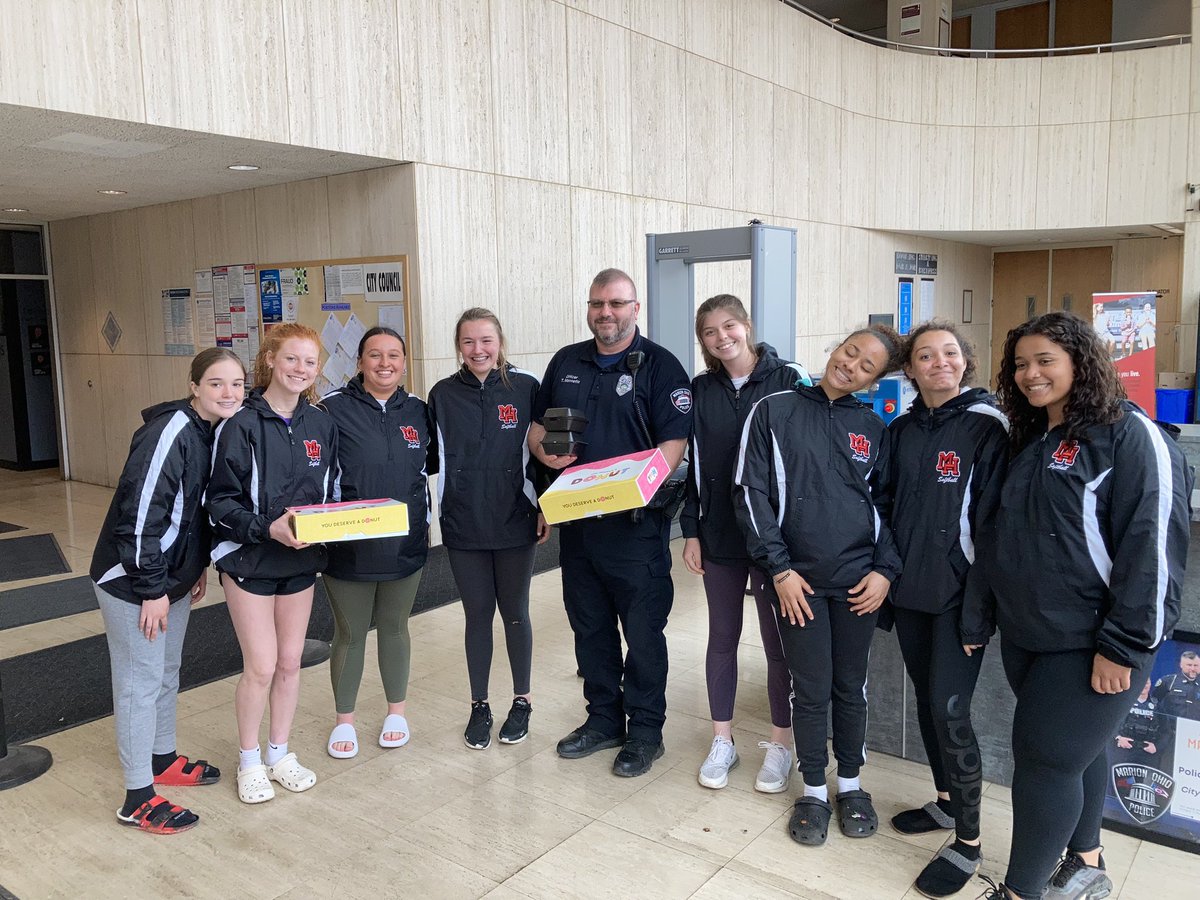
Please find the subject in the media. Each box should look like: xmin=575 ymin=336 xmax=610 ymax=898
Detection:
xmin=194 ymin=269 xmax=216 ymax=347
xmin=363 ymin=261 xmax=405 ymax=303
xmin=162 ymin=288 xmax=194 ymax=356
xmin=378 ymin=304 xmax=406 ymax=338
xmin=919 ymin=278 xmax=935 ymax=321
xmin=212 ymin=266 xmax=232 ymax=347
xmin=259 ymin=269 xmax=283 ymax=323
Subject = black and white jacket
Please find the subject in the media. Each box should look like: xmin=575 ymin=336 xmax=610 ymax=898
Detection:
xmin=680 ymin=345 xmax=810 ymax=567
xmin=428 ymin=364 xmax=540 ymax=551
xmin=887 ymin=388 xmax=1009 ymax=615
xmin=733 ymin=383 xmax=901 ymax=591
xmin=962 ymin=405 xmax=1192 ymax=670
xmin=90 ymin=400 xmax=214 ymax=605
xmin=321 ymin=377 xmax=434 ymax=581
xmin=206 ymin=390 xmax=337 ymax=580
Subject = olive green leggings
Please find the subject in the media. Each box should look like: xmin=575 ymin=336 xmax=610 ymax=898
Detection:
xmin=325 ymin=571 xmax=421 ymax=714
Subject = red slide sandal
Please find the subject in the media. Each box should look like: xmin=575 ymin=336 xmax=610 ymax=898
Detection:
xmin=116 ymin=796 xmax=198 ymax=835
xmin=153 ymin=756 xmax=221 ymax=786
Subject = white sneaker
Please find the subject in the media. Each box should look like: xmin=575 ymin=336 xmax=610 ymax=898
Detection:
xmin=698 ymin=736 xmax=739 ymax=789
xmin=754 ymin=740 xmax=792 ymax=793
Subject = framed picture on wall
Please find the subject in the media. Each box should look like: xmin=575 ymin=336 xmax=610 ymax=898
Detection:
xmin=962 ymin=290 xmax=972 ymax=324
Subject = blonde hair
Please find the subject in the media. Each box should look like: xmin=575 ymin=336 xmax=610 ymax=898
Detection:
xmin=255 ymin=323 xmax=322 ymax=404
xmin=455 ymin=307 xmax=511 ymax=387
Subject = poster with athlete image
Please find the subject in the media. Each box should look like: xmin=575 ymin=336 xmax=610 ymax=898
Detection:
xmin=1092 ymin=291 xmax=1157 ymax=418
xmin=1103 ymin=632 xmax=1200 ymax=854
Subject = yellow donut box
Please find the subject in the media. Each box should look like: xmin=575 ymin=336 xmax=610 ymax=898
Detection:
xmin=539 ymin=448 xmax=669 ymax=526
xmin=289 ymin=498 xmax=409 ymax=543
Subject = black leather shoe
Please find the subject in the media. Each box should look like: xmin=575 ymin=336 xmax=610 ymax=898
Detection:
xmin=612 ymin=739 xmax=664 ymax=777
xmin=556 ymin=727 xmax=625 ymax=759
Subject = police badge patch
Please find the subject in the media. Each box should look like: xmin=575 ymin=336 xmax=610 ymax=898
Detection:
xmin=616 ymin=374 xmax=633 ymax=396
xmin=1112 ymin=762 xmax=1175 ymax=824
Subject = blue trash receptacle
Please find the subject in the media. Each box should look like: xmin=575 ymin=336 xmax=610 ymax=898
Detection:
xmin=1156 ymin=388 xmax=1194 ymax=424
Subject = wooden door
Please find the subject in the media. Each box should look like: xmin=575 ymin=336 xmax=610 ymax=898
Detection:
xmin=990 ymin=250 xmax=1050 ymax=388
xmin=1049 ymin=246 xmax=1112 ymax=317
xmin=1055 ymin=0 xmax=1112 ymax=49
xmin=996 ymin=1 xmax=1050 ymax=53
xmin=952 ymin=15 xmax=971 ymax=50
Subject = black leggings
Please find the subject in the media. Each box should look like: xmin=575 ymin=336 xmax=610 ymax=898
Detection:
xmin=1001 ymin=641 xmax=1149 ymax=899
xmin=893 ymin=606 xmax=985 ymax=841
xmin=447 ymin=545 xmax=537 ymax=701
xmin=774 ymin=591 xmax=879 ymax=781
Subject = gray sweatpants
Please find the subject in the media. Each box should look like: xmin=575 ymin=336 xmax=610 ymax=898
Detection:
xmin=94 ymin=584 xmax=191 ymax=789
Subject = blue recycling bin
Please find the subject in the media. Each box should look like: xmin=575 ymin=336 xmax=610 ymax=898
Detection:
xmin=1156 ymin=388 xmax=1194 ymax=424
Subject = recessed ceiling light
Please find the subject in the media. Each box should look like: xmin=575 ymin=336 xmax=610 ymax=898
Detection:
xmin=3 ymin=207 xmax=28 ymax=213
xmin=228 ymin=164 xmax=259 ymax=171
xmin=97 ymin=189 xmax=127 ymax=195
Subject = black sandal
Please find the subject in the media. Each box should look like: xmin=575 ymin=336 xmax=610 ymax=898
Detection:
xmin=836 ymin=789 xmax=878 ymax=838
xmin=788 ymin=796 xmax=833 ymax=846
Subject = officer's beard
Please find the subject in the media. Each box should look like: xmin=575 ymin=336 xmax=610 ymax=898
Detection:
xmin=592 ymin=318 xmax=635 ymax=347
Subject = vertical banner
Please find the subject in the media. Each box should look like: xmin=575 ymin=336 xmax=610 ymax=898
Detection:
xmin=1093 ymin=291 xmax=1157 ymax=418
xmin=1104 ymin=632 xmax=1200 ymax=854
xmin=898 ymin=278 xmax=914 ymax=335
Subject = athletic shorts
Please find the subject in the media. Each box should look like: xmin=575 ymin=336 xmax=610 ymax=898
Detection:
xmin=219 ymin=571 xmax=316 ymax=597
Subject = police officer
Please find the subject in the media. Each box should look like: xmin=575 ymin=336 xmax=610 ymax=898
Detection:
xmin=1151 ymin=650 xmax=1200 ymax=721
xmin=528 ymin=267 xmax=692 ymax=778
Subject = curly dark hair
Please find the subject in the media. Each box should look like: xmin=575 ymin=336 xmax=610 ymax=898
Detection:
xmin=900 ymin=319 xmax=978 ymax=386
xmin=996 ymin=311 xmax=1124 ymax=451
xmin=845 ymin=323 xmax=904 ymax=382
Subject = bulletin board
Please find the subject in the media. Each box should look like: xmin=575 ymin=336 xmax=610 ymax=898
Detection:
xmin=256 ymin=256 xmax=411 ymax=397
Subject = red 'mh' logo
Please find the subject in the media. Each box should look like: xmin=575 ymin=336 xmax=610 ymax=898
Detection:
xmin=936 ymin=451 xmax=960 ymax=478
xmin=303 ymin=440 xmax=322 ymax=464
xmin=497 ymin=404 xmax=518 ymax=425
xmin=1051 ymin=440 xmax=1080 ymax=467
xmin=848 ymin=433 xmax=871 ymax=462
xmin=399 ymin=425 xmax=420 ymax=444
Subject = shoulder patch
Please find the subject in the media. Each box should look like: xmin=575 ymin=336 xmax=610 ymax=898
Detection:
xmin=671 ymin=388 xmax=693 ymax=413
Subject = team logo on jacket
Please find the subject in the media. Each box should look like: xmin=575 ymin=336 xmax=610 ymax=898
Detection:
xmin=497 ymin=404 xmax=518 ymax=429
xmin=1049 ymin=439 xmax=1080 ymax=470
xmin=848 ymin=433 xmax=871 ymax=463
xmin=1112 ymin=763 xmax=1174 ymax=824
xmin=671 ymin=388 xmax=693 ymax=413
xmin=399 ymin=425 xmax=422 ymax=449
xmin=935 ymin=450 xmax=961 ymax=483
xmin=303 ymin=439 xmax=322 ymax=467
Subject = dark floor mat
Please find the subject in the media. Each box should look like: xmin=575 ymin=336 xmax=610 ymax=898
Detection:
xmin=0 ymin=533 xmax=69 ymax=583
xmin=0 ymin=521 xmax=25 ymax=534
xmin=0 ymin=533 xmax=561 ymax=743
xmin=0 ymin=575 xmax=96 ymax=630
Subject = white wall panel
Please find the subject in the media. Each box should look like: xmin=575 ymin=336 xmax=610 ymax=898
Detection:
xmin=972 ymin=126 xmax=1039 ymax=231
xmin=1036 ymin=123 xmax=1110 ymax=229
xmin=397 ymin=0 xmax=494 ymax=171
xmin=283 ymin=0 xmax=403 ymax=158
xmin=975 ymin=58 xmax=1041 ymax=127
xmin=918 ymin=127 xmax=975 ymax=232
xmin=1110 ymin=44 xmax=1190 ymax=121
xmin=628 ymin=0 xmax=685 ymax=45
xmin=1106 ymin=115 xmax=1189 ymax=225
xmin=684 ymin=0 xmax=733 ymax=66
xmin=1039 ymin=54 xmax=1113 ymax=125
xmin=732 ymin=0 xmax=778 ymax=82
xmin=732 ymin=74 xmax=775 ymax=216
xmin=491 ymin=0 xmax=570 ymax=183
xmin=772 ymin=87 xmax=812 ymax=221
xmin=139 ymin=0 xmax=286 ymax=140
xmin=685 ymin=55 xmax=734 ymax=209
xmin=630 ymin=36 xmax=688 ymax=203
xmin=566 ymin=11 xmax=632 ymax=193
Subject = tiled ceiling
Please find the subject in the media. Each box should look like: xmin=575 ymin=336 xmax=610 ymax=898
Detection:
xmin=0 ymin=104 xmax=402 ymax=223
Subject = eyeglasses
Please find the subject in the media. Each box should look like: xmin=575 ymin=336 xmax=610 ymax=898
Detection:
xmin=586 ymin=299 xmax=636 ymax=310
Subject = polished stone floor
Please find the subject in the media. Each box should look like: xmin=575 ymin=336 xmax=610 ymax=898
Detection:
xmin=1 ymin=468 xmax=1196 ymax=899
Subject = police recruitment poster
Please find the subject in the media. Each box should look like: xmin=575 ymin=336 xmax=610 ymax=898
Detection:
xmin=1103 ymin=632 xmax=1200 ymax=853
xmin=1093 ymin=291 xmax=1157 ymax=417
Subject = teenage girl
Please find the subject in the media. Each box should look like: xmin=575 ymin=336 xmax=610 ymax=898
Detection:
xmin=207 ymin=323 xmax=337 ymax=804
xmin=887 ymin=320 xmax=1008 ymax=897
xmin=681 ymin=294 xmax=809 ymax=793
xmin=91 ymin=348 xmax=244 ymax=833
xmin=734 ymin=324 xmax=903 ymax=847
xmin=964 ymin=311 xmax=1190 ymax=900
xmin=428 ymin=308 xmax=549 ymax=750
xmin=321 ymin=326 xmax=432 ymax=757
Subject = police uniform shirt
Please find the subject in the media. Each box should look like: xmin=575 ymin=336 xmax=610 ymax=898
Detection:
xmin=1152 ymin=672 xmax=1200 ymax=720
xmin=534 ymin=329 xmax=692 ymax=464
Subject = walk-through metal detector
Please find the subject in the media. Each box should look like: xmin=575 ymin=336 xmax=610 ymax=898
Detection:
xmin=645 ymin=225 xmax=797 ymax=372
